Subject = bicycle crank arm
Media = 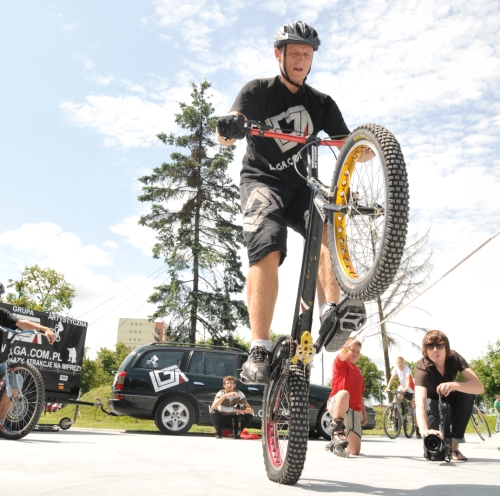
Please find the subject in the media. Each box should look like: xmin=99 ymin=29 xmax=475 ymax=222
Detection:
xmin=321 ymin=203 xmax=384 ymax=217
xmin=291 ymin=331 xmax=316 ymax=364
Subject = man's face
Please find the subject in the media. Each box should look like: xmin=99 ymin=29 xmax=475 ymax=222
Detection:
xmin=347 ymin=344 xmax=362 ymax=364
xmin=224 ymin=380 xmax=236 ymax=392
xmin=396 ymin=359 xmax=404 ymax=369
xmin=275 ymin=44 xmax=314 ymax=85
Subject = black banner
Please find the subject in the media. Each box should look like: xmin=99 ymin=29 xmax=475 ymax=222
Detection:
xmin=0 ymin=303 xmax=87 ymax=401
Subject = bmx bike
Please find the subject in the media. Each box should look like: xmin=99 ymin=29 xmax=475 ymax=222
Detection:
xmin=0 ymin=325 xmax=46 ymax=440
xmin=240 ymin=121 xmax=410 ymax=484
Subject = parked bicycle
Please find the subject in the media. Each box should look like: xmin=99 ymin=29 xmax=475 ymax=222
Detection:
xmin=383 ymin=393 xmax=415 ymax=439
xmin=240 ymin=121 xmax=409 ymax=484
xmin=0 ymin=325 xmax=46 ymax=440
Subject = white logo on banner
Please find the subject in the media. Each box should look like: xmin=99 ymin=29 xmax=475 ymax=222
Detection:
xmin=53 ymin=322 xmax=64 ymax=342
xmin=149 ymin=365 xmax=189 ymax=393
xmin=67 ymin=348 xmax=77 ymax=363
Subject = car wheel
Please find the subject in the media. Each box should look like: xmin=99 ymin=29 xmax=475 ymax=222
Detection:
xmin=155 ymin=396 xmax=194 ymax=435
xmin=316 ymin=406 xmax=333 ymax=440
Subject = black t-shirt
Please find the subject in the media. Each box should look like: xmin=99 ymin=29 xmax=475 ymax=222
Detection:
xmin=414 ymin=351 xmax=469 ymax=400
xmin=0 ymin=307 xmax=18 ymax=329
xmin=230 ymin=76 xmax=350 ymax=185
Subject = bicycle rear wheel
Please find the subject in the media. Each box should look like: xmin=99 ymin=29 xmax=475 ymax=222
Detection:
xmin=382 ymin=405 xmax=401 ymax=439
xmin=262 ymin=362 xmax=309 ymax=485
xmin=403 ymin=404 xmax=415 ymax=438
xmin=328 ymin=124 xmax=409 ymax=300
xmin=471 ymin=405 xmax=491 ymax=441
xmin=0 ymin=362 xmax=45 ymax=440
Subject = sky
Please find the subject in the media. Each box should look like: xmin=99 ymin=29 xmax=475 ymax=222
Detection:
xmin=1 ymin=1 xmax=499 ymax=389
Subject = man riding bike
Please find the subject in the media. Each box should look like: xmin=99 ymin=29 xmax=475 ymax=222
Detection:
xmin=216 ymin=21 xmax=366 ymax=384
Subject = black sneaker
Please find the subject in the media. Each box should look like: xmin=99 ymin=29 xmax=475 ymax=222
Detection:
xmin=319 ymin=298 xmax=366 ymax=352
xmin=241 ymin=346 xmax=270 ymax=384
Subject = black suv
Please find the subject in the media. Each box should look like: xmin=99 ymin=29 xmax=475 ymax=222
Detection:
xmin=108 ymin=342 xmax=376 ymax=437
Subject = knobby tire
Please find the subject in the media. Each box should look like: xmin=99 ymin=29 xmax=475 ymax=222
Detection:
xmin=262 ymin=362 xmax=310 ymax=485
xmin=403 ymin=404 xmax=415 ymax=438
xmin=328 ymin=124 xmax=409 ymax=300
xmin=382 ymin=405 xmax=401 ymax=439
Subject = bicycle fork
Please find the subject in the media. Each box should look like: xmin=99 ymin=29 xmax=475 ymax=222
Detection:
xmin=4 ymin=366 xmax=24 ymax=401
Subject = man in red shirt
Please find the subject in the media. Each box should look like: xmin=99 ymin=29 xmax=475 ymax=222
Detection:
xmin=326 ymin=337 xmax=367 ymax=456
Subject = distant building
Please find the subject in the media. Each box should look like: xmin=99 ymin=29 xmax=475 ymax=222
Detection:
xmin=117 ymin=318 xmax=165 ymax=350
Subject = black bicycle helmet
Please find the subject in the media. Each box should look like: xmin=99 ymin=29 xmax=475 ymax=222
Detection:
xmin=274 ymin=21 xmax=320 ymax=51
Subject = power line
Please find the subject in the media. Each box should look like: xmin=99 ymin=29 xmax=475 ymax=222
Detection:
xmin=87 ymin=272 xmax=170 ymax=354
xmin=357 ymin=228 xmax=500 ymax=340
xmin=76 ymin=265 xmax=167 ymax=319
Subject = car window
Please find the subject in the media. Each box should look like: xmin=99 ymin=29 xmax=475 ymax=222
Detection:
xmin=135 ymin=350 xmax=184 ymax=370
xmin=205 ymin=353 xmax=238 ymax=378
xmin=188 ymin=352 xmax=204 ymax=374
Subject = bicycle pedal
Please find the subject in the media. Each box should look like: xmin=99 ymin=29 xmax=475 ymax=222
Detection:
xmin=339 ymin=311 xmax=367 ymax=332
xmin=291 ymin=331 xmax=315 ymax=364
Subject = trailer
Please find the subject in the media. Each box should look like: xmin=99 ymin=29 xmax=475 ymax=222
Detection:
xmin=0 ymin=302 xmax=112 ymax=431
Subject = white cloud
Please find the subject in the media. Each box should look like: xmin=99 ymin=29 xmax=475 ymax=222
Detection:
xmin=60 ymin=90 xmax=181 ymax=148
xmin=104 ymin=241 xmax=119 ymax=249
xmin=0 ymin=223 xmax=112 ymax=270
xmin=89 ymin=74 xmax=114 ymax=86
xmin=110 ymin=215 xmax=158 ymax=256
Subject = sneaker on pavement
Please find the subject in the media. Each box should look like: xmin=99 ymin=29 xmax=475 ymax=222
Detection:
xmin=0 ymin=423 xmax=12 ymax=434
xmin=241 ymin=346 xmax=270 ymax=385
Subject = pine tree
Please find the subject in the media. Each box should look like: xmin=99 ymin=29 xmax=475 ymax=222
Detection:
xmin=138 ymin=81 xmax=248 ymax=343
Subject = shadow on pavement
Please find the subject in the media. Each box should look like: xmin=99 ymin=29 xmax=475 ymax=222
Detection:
xmin=295 ymin=481 xmax=500 ymax=495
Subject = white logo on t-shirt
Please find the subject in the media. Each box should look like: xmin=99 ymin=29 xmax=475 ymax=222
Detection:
xmin=266 ymin=105 xmax=314 ymax=153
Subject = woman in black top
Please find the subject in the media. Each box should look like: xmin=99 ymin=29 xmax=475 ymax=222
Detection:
xmin=414 ymin=330 xmax=484 ymax=461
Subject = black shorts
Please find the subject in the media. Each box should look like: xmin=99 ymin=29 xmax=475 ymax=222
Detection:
xmin=240 ymin=181 xmax=311 ymax=266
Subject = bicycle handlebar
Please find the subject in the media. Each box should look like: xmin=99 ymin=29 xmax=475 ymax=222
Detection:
xmin=243 ymin=120 xmax=345 ymax=148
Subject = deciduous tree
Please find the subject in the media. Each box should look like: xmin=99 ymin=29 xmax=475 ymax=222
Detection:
xmin=5 ymin=265 xmax=76 ymax=313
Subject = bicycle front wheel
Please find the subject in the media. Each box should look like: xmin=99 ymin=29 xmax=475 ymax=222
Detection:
xmin=0 ymin=362 xmax=45 ymax=440
xmin=471 ymin=405 xmax=491 ymax=441
xmin=328 ymin=124 xmax=409 ymax=300
xmin=403 ymin=405 xmax=415 ymax=438
xmin=262 ymin=362 xmax=310 ymax=485
xmin=382 ymin=405 xmax=401 ymax=439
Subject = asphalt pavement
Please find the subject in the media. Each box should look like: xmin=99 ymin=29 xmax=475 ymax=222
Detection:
xmin=1 ymin=428 xmax=499 ymax=495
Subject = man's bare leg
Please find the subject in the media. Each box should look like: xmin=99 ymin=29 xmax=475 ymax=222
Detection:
xmin=0 ymin=391 xmax=14 ymax=424
xmin=241 ymin=250 xmax=281 ymax=384
xmin=246 ymin=250 xmax=281 ymax=341
xmin=317 ymin=224 xmax=340 ymax=308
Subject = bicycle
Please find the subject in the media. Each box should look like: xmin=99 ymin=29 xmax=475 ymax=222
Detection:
xmin=382 ymin=392 xmax=415 ymax=439
xmin=241 ymin=121 xmax=409 ymax=484
xmin=0 ymin=325 xmax=46 ymax=440
xmin=470 ymin=398 xmax=491 ymax=441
